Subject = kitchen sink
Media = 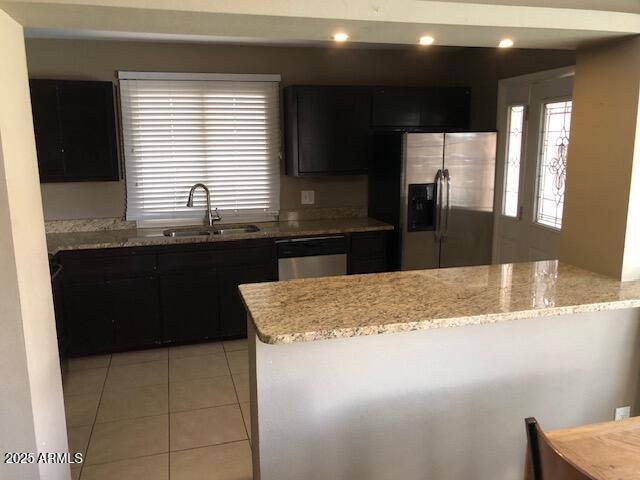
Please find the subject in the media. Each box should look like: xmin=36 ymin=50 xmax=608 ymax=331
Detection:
xmin=214 ymin=225 xmax=260 ymax=235
xmin=163 ymin=225 xmax=259 ymax=237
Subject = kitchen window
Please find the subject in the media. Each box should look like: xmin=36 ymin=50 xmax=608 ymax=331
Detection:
xmin=118 ymin=72 xmax=281 ymax=225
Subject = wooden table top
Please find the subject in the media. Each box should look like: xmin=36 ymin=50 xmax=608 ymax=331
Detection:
xmin=547 ymin=416 xmax=640 ymax=480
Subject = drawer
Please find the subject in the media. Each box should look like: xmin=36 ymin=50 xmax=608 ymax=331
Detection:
xmin=61 ymin=253 xmax=157 ymax=281
xmin=349 ymin=232 xmax=387 ymax=259
xmin=159 ymin=244 xmax=274 ymax=271
xmin=349 ymin=257 xmax=388 ymax=275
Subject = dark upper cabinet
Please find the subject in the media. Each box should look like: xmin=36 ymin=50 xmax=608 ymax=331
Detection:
xmin=284 ymin=85 xmax=471 ymax=176
xmin=371 ymin=88 xmax=423 ymax=128
xmin=285 ymin=86 xmax=372 ymax=176
xmin=371 ymin=87 xmax=470 ymax=130
xmin=29 ymin=79 xmax=119 ymax=183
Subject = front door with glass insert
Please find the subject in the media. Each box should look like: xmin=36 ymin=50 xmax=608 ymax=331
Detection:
xmin=493 ymin=71 xmax=574 ymax=264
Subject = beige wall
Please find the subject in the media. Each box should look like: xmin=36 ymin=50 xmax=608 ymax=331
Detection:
xmin=0 ymin=11 xmax=69 ymax=480
xmin=560 ymin=36 xmax=640 ymax=281
xmin=25 ymin=38 xmax=574 ymax=220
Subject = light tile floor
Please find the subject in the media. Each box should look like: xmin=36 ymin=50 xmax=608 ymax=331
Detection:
xmin=63 ymin=339 xmax=252 ymax=480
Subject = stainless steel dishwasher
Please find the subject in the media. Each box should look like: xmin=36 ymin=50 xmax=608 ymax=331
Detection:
xmin=277 ymin=236 xmax=347 ymax=280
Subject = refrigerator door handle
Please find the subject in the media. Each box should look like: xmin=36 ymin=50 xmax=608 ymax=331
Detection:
xmin=442 ymin=169 xmax=451 ymax=241
xmin=435 ymin=169 xmax=443 ymax=241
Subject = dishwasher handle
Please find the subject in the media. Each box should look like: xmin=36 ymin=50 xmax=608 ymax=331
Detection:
xmin=276 ymin=235 xmax=347 ymax=258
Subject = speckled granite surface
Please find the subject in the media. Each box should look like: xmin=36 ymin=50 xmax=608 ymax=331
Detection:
xmin=239 ymin=260 xmax=640 ymax=345
xmin=46 ymin=218 xmax=393 ymax=254
xmin=45 ymin=218 xmax=136 ymax=233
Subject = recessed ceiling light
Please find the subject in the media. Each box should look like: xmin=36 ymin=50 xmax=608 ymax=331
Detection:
xmin=419 ymin=36 xmax=435 ymax=46
xmin=498 ymin=38 xmax=514 ymax=48
xmin=333 ymin=32 xmax=349 ymax=42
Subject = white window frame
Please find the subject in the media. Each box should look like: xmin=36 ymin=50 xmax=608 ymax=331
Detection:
xmin=118 ymin=71 xmax=282 ymax=227
xmin=501 ymin=103 xmax=527 ymax=219
xmin=532 ymin=95 xmax=572 ymax=231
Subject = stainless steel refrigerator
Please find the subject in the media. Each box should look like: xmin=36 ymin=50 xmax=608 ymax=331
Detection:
xmin=368 ymin=132 xmax=497 ymax=270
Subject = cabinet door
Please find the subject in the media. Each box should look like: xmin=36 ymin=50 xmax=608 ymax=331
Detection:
xmin=160 ymin=270 xmax=220 ymax=343
xmin=219 ymin=264 xmax=273 ymax=338
xmin=111 ymin=277 xmax=162 ymax=350
xmin=64 ymin=281 xmax=115 ymax=356
xmin=294 ymin=87 xmax=371 ymax=175
xmin=371 ymin=88 xmax=423 ymax=128
xmin=348 ymin=231 xmax=390 ymax=275
xmin=421 ymin=88 xmax=470 ymax=129
xmin=30 ymin=80 xmax=65 ymax=181
xmin=57 ymin=82 xmax=119 ymax=181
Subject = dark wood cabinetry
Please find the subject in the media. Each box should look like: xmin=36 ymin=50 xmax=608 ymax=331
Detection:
xmin=219 ymin=264 xmax=273 ymax=338
xmin=29 ymin=79 xmax=119 ymax=183
xmin=160 ymin=270 xmax=220 ymax=343
xmin=284 ymin=85 xmax=471 ymax=177
xmin=58 ymin=238 xmax=278 ymax=356
xmin=371 ymin=87 xmax=470 ymax=130
xmin=285 ymin=86 xmax=371 ymax=176
xmin=55 ymin=231 xmax=389 ymax=356
xmin=348 ymin=231 xmax=390 ymax=275
xmin=61 ymin=249 xmax=161 ymax=356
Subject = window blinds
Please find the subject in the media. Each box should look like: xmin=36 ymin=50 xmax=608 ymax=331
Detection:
xmin=118 ymin=73 xmax=281 ymax=224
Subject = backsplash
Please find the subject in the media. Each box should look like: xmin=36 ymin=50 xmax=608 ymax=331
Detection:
xmin=45 ymin=218 xmax=136 ymax=233
xmin=279 ymin=206 xmax=366 ymax=221
xmin=45 ymin=207 xmax=367 ymax=233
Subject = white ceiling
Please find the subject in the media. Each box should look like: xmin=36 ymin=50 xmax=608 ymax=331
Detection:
xmin=4 ymin=0 xmax=640 ymax=50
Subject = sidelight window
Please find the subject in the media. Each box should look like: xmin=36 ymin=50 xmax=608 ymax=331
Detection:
xmin=502 ymin=105 xmax=525 ymax=217
xmin=535 ymin=100 xmax=572 ymax=229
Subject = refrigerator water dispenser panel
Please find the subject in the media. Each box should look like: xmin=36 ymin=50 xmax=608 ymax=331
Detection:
xmin=407 ymin=183 xmax=436 ymax=231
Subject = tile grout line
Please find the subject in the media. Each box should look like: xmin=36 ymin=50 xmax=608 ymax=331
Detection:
xmin=78 ymin=354 xmax=112 ymax=479
xmin=80 ymin=438 xmax=250 ymax=469
xmin=226 ymin=348 xmax=251 ymax=442
xmin=66 ymin=342 xmax=249 ymax=478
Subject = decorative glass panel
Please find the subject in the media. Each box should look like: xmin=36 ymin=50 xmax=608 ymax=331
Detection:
xmin=502 ymin=105 xmax=525 ymax=217
xmin=535 ymin=100 xmax=572 ymax=229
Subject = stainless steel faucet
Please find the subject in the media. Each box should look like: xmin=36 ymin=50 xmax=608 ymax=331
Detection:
xmin=186 ymin=183 xmax=221 ymax=227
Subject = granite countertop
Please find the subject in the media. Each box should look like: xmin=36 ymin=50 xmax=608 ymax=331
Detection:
xmin=239 ymin=260 xmax=640 ymax=345
xmin=46 ymin=217 xmax=393 ymax=254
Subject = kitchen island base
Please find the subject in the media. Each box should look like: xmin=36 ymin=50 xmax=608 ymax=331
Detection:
xmin=248 ymin=308 xmax=640 ymax=480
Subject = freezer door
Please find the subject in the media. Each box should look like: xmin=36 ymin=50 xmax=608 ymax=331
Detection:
xmin=400 ymin=133 xmax=444 ymax=270
xmin=440 ymin=132 xmax=497 ymax=268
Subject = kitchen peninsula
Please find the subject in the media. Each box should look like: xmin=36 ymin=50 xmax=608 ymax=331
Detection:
xmin=239 ymin=261 xmax=640 ymax=480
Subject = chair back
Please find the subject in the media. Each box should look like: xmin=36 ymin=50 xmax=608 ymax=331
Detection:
xmin=525 ymin=417 xmax=594 ymax=480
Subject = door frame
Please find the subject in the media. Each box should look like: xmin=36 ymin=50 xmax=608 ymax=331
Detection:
xmin=492 ymin=66 xmax=575 ymax=264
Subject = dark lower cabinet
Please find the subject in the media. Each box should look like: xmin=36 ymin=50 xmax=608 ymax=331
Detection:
xmin=111 ymin=277 xmax=161 ymax=351
xmin=160 ymin=270 xmax=220 ymax=343
xmin=64 ymin=276 xmax=161 ymax=355
xmin=64 ymin=281 xmax=115 ymax=356
xmin=348 ymin=231 xmax=390 ymax=275
xmin=57 ymin=232 xmax=389 ymax=356
xmin=219 ymin=264 xmax=273 ymax=338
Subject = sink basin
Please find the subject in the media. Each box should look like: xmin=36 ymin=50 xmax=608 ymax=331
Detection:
xmin=214 ymin=225 xmax=260 ymax=235
xmin=163 ymin=226 xmax=216 ymax=237
xmin=163 ymin=225 xmax=259 ymax=237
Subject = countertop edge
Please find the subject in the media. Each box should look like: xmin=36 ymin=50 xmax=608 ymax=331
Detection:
xmin=251 ymin=298 xmax=640 ymax=345
xmin=47 ymin=220 xmax=394 ymax=255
